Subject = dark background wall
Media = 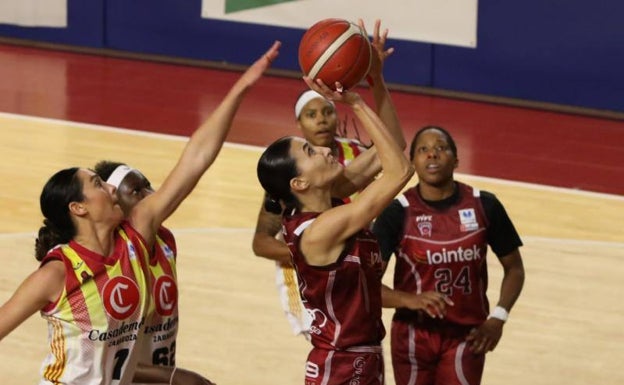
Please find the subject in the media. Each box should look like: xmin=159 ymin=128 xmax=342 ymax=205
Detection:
xmin=0 ymin=0 xmax=621 ymax=115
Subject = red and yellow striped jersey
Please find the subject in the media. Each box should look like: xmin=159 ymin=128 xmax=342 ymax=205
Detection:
xmin=38 ymin=221 xmax=151 ymax=385
xmin=139 ymin=227 xmax=178 ymax=369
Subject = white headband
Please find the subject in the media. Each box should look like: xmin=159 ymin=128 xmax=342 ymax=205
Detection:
xmin=105 ymin=165 xmax=134 ymax=188
xmin=294 ymin=90 xmax=335 ymax=119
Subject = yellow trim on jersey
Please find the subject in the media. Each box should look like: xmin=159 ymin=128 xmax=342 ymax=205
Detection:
xmin=60 ymin=245 xmax=109 ymax=325
xmin=336 ymin=140 xmax=360 ymax=202
xmin=155 ymin=235 xmax=176 ymax=271
xmin=148 ymin=235 xmax=177 ymax=314
xmin=40 ymin=227 xmax=151 ymax=385
xmin=42 ymin=317 xmax=66 ymax=382
xmin=119 ymin=226 xmax=151 ymax=265
xmin=282 ymin=265 xmax=302 ymax=318
xmin=153 ymin=235 xmax=177 ymax=280
xmin=148 ymin=256 xmax=166 ymax=277
xmin=337 ymin=139 xmax=358 ymax=162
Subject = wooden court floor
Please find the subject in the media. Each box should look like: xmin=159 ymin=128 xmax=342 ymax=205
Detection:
xmin=0 ymin=113 xmax=622 ymax=384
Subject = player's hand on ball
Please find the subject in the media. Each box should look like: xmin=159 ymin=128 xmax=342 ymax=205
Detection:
xmin=303 ymin=77 xmax=362 ymax=106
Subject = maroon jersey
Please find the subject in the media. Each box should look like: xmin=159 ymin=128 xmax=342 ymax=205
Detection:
xmin=282 ymin=211 xmax=385 ymax=350
xmin=272 ymin=137 xmax=366 ymax=339
xmin=395 ymin=183 xmax=489 ymax=326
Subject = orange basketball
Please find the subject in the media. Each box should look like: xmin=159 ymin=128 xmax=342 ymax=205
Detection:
xmin=298 ymin=18 xmax=372 ymax=91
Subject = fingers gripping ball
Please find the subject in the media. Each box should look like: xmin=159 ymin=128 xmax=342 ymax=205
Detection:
xmin=298 ymin=18 xmax=372 ymax=91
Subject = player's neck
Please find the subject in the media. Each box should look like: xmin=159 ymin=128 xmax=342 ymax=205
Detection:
xmin=329 ymin=140 xmax=339 ymax=157
xmin=298 ymin=188 xmax=333 ymax=213
xmin=418 ymin=180 xmax=456 ymax=202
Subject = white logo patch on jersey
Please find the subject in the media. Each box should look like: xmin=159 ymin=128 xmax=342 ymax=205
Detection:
xmin=416 ymin=214 xmax=433 ymax=237
xmin=103 ymin=276 xmax=140 ymax=320
xmin=458 ymin=208 xmax=478 ymax=232
xmin=154 ymin=275 xmax=177 ymax=316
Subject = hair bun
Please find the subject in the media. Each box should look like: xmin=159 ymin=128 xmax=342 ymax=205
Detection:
xmin=264 ymin=195 xmax=283 ymax=215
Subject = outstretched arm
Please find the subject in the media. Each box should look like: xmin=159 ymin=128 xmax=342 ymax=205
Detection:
xmin=0 ymin=261 xmax=65 ymax=342
xmin=330 ymin=20 xmax=406 ymax=198
xmin=362 ymin=19 xmax=405 ymax=150
xmin=131 ymin=41 xmax=281 ymax=245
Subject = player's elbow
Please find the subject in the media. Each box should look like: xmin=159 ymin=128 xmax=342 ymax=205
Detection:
xmin=251 ymin=234 xmax=266 ymax=257
xmin=396 ymin=135 xmax=407 ymax=151
xmin=251 ymin=233 xmax=277 ymax=259
xmin=511 ymin=263 xmax=526 ymax=288
xmin=396 ymin=163 xmax=415 ymax=184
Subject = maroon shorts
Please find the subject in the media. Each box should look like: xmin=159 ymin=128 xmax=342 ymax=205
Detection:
xmin=391 ymin=320 xmax=485 ymax=385
xmin=304 ymin=346 xmax=384 ymax=385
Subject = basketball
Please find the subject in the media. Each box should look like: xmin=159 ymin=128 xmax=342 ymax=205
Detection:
xmin=298 ymin=18 xmax=372 ymax=91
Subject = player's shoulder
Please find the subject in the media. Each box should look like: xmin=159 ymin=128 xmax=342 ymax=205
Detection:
xmin=473 ymin=188 xmax=509 ymax=219
xmin=477 ymin=189 xmax=497 ymax=201
xmin=378 ymin=197 xmax=405 ymax=220
xmin=459 ymin=182 xmax=498 ymax=203
xmin=284 ymin=210 xmax=320 ymax=230
xmin=157 ymin=226 xmax=175 ymax=242
xmin=395 ymin=186 xmax=419 ymax=207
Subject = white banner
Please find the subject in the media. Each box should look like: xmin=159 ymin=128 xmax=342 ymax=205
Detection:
xmin=0 ymin=0 xmax=67 ymax=27
xmin=202 ymin=0 xmax=478 ymax=48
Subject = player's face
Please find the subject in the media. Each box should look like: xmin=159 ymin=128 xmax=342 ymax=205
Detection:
xmin=116 ymin=170 xmax=154 ymax=217
xmin=411 ymin=129 xmax=457 ymax=188
xmin=297 ymin=98 xmax=338 ymax=148
xmin=76 ymin=168 xmax=124 ymax=225
xmin=289 ymin=137 xmax=342 ymax=190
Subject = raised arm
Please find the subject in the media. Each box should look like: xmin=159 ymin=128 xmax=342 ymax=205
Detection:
xmin=130 ymin=41 xmax=281 ymax=244
xmin=330 ymin=20 xmax=406 ymax=198
xmin=301 ymin=80 xmax=414 ymax=265
xmin=364 ymin=19 xmax=405 ymax=150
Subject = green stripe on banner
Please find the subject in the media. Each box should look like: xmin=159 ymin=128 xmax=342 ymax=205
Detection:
xmin=225 ymin=0 xmax=297 ymax=13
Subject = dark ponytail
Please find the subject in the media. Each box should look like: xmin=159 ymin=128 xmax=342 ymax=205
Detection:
xmin=263 ymin=193 xmax=284 ymax=215
xmin=35 ymin=167 xmax=83 ymax=261
xmin=257 ymin=137 xmax=300 ymax=214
